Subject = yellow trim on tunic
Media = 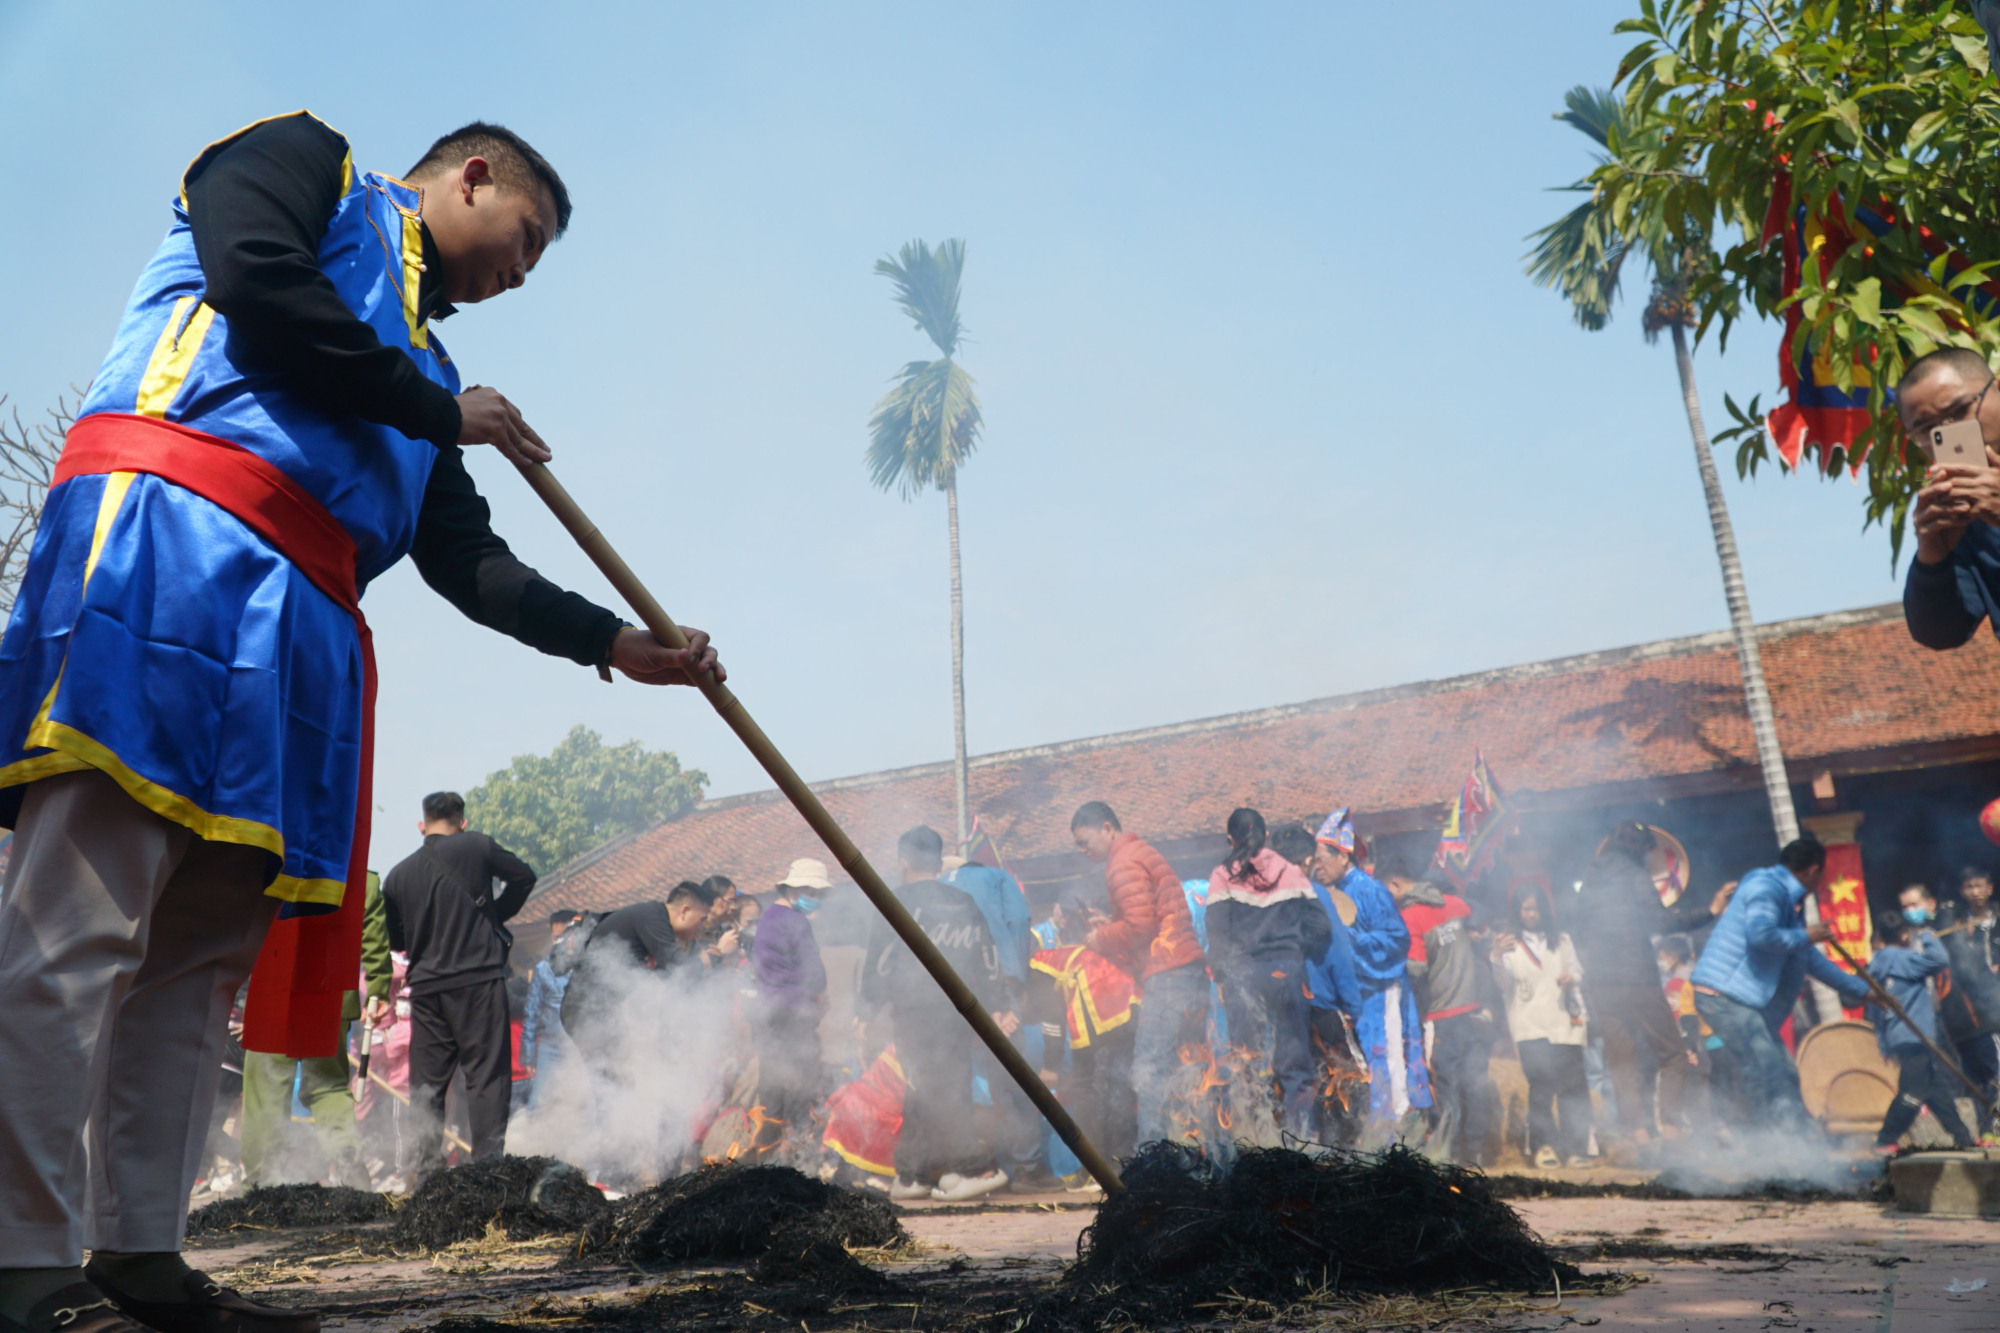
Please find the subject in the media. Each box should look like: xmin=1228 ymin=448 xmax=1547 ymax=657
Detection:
xmin=135 ymin=298 xmax=216 ymax=418
xmin=0 ymin=471 xmax=344 ymax=908
xmin=1031 ymin=947 xmax=1136 ymax=1047
xmin=0 ymin=720 xmax=344 ymax=907
xmin=399 ymin=210 xmax=429 ymax=349
xmin=27 ymin=472 xmax=137 ymax=735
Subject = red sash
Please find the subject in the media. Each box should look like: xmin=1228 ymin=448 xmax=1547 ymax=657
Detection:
xmin=55 ymin=412 xmax=373 ymax=1058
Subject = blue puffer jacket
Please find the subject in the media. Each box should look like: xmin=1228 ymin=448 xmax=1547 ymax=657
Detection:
xmin=1866 ymin=933 xmax=1949 ymax=1055
xmin=1690 ymin=864 xmax=1869 ymax=1022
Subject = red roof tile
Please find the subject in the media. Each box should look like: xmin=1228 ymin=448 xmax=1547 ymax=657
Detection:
xmin=532 ymin=606 xmax=2000 ymax=913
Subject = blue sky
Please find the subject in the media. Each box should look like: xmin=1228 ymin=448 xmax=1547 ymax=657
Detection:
xmin=0 ymin=3 xmax=1907 ymax=873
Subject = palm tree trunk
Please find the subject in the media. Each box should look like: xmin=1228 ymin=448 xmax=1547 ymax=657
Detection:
xmin=1670 ymin=324 xmax=1798 ymax=845
xmin=1671 ymin=324 xmax=1841 ymax=1021
xmin=946 ymin=475 xmax=969 ymax=846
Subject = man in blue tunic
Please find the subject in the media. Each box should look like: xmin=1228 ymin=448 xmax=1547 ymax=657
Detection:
xmin=0 ymin=115 xmax=721 ymax=1333
xmin=1309 ymin=808 xmax=1432 ymax=1140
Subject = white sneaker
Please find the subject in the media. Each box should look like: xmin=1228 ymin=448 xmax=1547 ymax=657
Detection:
xmin=1062 ymin=1171 xmax=1104 ymax=1194
xmin=889 ymin=1176 xmax=932 ymax=1201
xmin=931 ymin=1170 xmax=1008 ymax=1202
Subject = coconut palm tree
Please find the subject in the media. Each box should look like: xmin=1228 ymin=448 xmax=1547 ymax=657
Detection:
xmin=868 ymin=238 xmax=983 ymax=844
xmin=1526 ymin=87 xmax=1801 ymax=849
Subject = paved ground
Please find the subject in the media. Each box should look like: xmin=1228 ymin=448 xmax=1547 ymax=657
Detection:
xmin=191 ymin=1189 xmax=1997 ymax=1331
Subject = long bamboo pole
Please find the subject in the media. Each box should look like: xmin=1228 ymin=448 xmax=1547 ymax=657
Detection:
xmin=1823 ymin=935 xmax=1995 ymax=1118
xmin=514 ymin=461 xmax=1125 ymax=1194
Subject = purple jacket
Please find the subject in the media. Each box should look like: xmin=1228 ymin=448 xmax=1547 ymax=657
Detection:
xmin=753 ymin=902 xmax=827 ymax=1012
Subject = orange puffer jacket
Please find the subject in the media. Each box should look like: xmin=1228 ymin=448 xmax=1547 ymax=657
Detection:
xmin=1092 ymin=832 xmax=1206 ymax=982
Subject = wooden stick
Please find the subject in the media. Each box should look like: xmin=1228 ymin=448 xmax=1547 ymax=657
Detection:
xmin=366 ymin=1068 xmax=475 ymax=1156
xmin=514 ymin=461 xmax=1126 ymax=1195
xmin=1824 ymin=936 xmax=1995 ymax=1119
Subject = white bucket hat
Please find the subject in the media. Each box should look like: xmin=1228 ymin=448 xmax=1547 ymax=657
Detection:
xmin=777 ymin=857 xmax=833 ymax=891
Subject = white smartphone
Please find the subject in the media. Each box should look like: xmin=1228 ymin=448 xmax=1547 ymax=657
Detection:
xmin=1928 ymin=417 xmax=1990 ymax=469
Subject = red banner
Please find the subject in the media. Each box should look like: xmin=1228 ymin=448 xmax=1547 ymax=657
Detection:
xmin=1815 ymin=840 xmax=1870 ymax=1021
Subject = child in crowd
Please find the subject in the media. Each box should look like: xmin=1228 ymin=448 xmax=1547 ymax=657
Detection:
xmin=1655 ymin=934 xmax=1711 ymax=1135
xmin=1866 ymin=911 xmax=1975 ymax=1153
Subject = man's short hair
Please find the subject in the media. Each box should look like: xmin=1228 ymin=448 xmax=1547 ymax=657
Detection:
xmin=1896 ymin=346 xmax=1994 ymax=406
xmin=407 ymin=122 xmax=573 ymax=237
xmin=1959 ymin=865 xmax=1992 ymax=889
xmin=1778 ymin=835 xmax=1826 ymax=876
xmin=1901 ymin=881 xmax=1936 ymax=903
xmin=548 ymin=908 xmax=582 ymax=926
xmin=1657 ymin=933 xmax=1693 ymax=966
xmin=1876 ymin=910 xmax=1910 ymax=943
xmin=701 ymin=875 xmax=736 ymax=899
xmin=1269 ymin=823 xmax=1318 ymax=867
xmin=666 ymin=879 xmax=716 ymax=909
xmin=423 ymin=791 xmax=465 ymax=824
xmin=898 ymin=825 xmax=945 ymax=873
xmin=1071 ymin=801 xmax=1121 ymax=833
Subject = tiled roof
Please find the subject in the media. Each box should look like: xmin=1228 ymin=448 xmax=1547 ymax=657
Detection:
xmin=531 ymin=605 xmax=2000 ymax=913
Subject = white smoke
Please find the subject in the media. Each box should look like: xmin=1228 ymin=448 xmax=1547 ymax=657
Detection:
xmin=508 ymin=949 xmax=747 ymax=1186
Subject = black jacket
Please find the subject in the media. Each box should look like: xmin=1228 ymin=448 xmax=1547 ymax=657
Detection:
xmin=859 ymin=879 xmax=1005 ymax=1025
xmin=1570 ymin=853 xmax=1714 ymax=989
xmin=381 ymin=830 xmax=536 ymax=995
xmin=559 ymin=901 xmax=708 ymax=1041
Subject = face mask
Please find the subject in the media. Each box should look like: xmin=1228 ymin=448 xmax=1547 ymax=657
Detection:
xmin=1903 ymin=905 xmax=1934 ymax=925
xmin=793 ymin=895 xmax=820 ymax=915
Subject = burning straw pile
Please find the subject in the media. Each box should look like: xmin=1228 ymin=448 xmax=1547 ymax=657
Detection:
xmin=1048 ymin=1143 xmax=1583 ymax=1324
xmin=391 ymin=1156 xmax=610 ymax=1249
xmin=582 ymin=1161 xmax=905 ymax=1266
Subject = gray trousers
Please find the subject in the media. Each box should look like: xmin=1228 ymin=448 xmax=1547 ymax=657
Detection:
xmin=0 ymin=770 xmax=275 ymax=1265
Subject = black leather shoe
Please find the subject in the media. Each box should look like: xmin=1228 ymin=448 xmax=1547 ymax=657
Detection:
xmin=80 ymin=1268 xmax=317 ymax=1333
xmin=0 ymin=1282 xmax=158 ymax=1333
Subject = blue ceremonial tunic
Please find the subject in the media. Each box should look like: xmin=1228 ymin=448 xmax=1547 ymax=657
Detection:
xmin=0 ymin=113 xmax=457 ymax=906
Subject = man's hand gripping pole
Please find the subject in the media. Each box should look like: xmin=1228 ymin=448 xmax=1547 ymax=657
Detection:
xmin=513 ymin=460 xmax=1126 ymax=1195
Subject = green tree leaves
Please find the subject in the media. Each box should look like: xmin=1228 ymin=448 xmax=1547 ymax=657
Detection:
xmin=1596 ymin=0 xmax=2000 ymax=562
xmin=464 ymin=725 xmax=706 ymax=874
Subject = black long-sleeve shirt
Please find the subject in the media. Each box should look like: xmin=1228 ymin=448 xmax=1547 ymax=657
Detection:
xmin=181 ymin=113 xmax=620 ymax=668
xmin=381 ymin=829 xmax=537 ymax=994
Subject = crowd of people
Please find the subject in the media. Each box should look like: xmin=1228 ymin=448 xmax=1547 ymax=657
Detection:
xmin=204 ymin=788 xmax=2000 ymax=1204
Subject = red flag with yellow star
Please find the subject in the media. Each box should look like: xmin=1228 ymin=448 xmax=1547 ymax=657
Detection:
xmin=1815 ymin=842 xmax=1870 ymax=1020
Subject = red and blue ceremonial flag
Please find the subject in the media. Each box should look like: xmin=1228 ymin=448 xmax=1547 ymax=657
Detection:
xmin=1432 ymin=751 xmax=1515 ymax=890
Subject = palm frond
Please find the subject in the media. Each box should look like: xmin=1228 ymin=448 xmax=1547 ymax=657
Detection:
xmin=866 ymin=357 xmax=983 ymax=498
xmin=1524 ymin=196 xmax=1630 ymax=331
xmin=874 ymin=238 xmax=968 ymax=357
xmin=1556 ymin=85 xmax=1626 ymax=149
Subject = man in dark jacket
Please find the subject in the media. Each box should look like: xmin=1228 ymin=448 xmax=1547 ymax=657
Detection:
xmin=381 ymin=792 xmax=536 ymax=1178
xmin=1569 ymin=823 xmax=1733 ymax=1150
xmin=859 ymin=826 xmax=1010 ymax=1203
xmin=1952 ymin=867 xmax=2000 ymax=1123
xmin=558 ymin=881 xmax=715 ymax=1055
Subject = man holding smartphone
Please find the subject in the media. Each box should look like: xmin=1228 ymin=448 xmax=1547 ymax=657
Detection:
xmin=1898 ymin=348 xmax=2000 ymax=649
